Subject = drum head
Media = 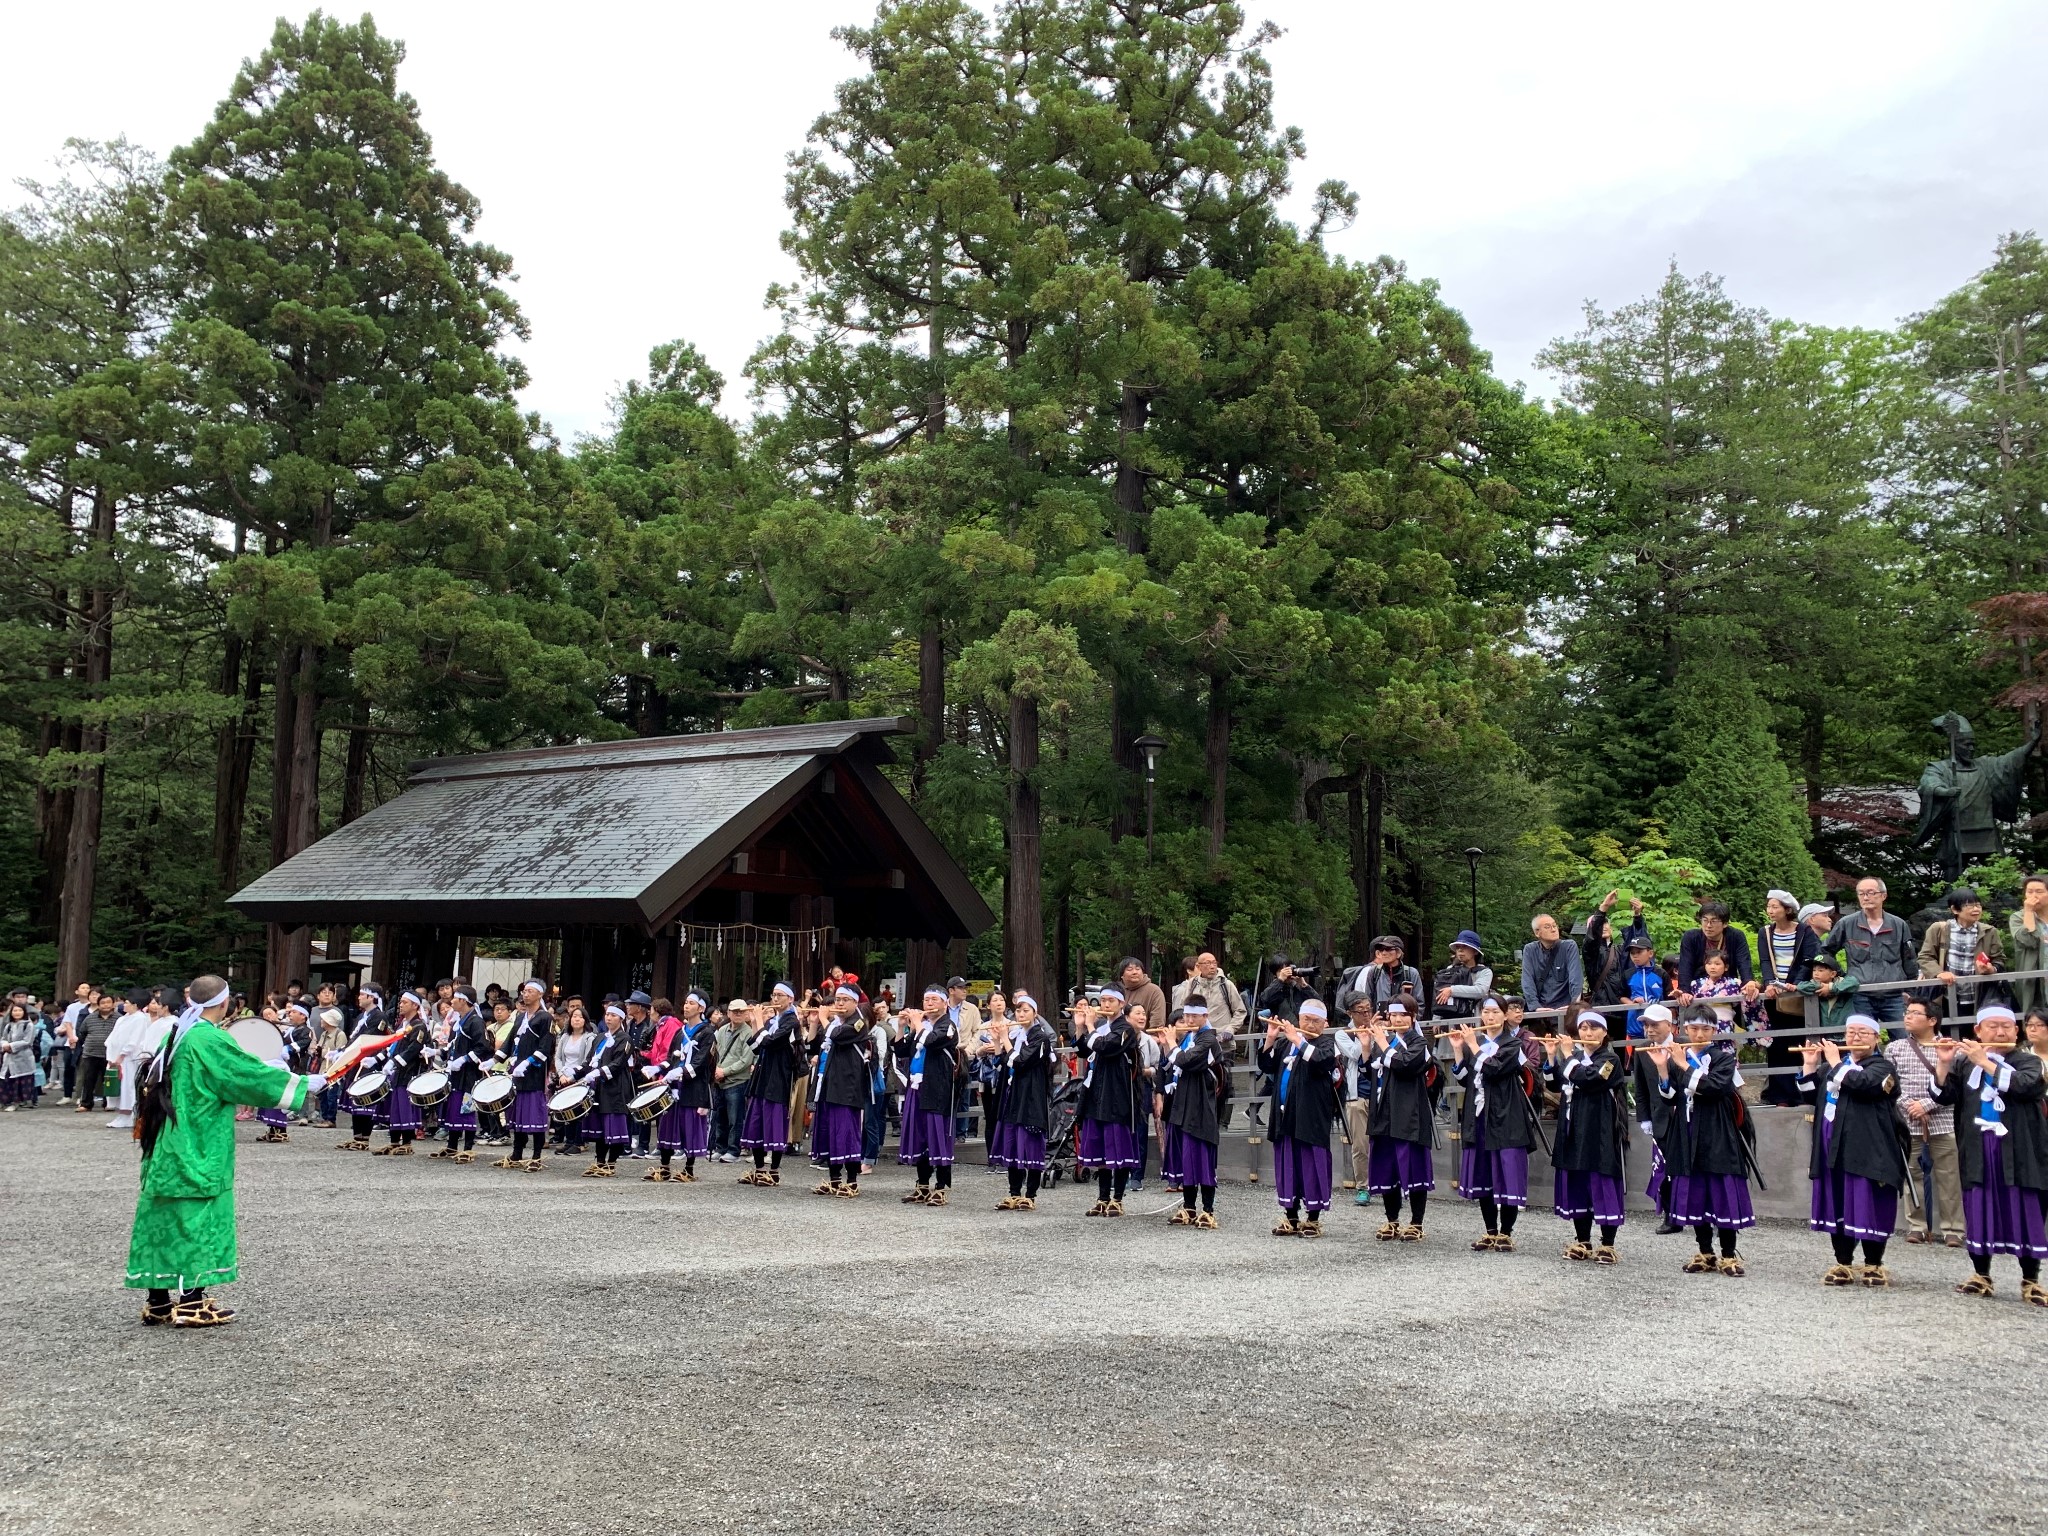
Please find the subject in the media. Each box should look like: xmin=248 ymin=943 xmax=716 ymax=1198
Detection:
xmin=628 ymin=1084 xmax=670 ymax=1111
xmin=471 ymin=1076 xmax=515 ymax=1107
xmin=348 ymin=1069 xmax=390 ymax=1102
xmin=548 ymin=1085 xmax=590 ymax=1112
xmin=227 ymin=1017 xmax=286 ymax=1064
xmin=410 ymin=1070 xmax=450 ymax=1096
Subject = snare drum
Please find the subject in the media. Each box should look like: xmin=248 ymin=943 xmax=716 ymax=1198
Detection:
xmin=407 ymin=1069 xmax=451 ymax=1108
xmin=347 ymin=1069 xmax=392 ymax=1108
xmin=628 ymin=1082 xmax=674 ymax=1122
xmin=547 ymin=1083 xmax=592 ymax=1123
xmin=470 ymin=1074 xmax=516 ymax=1113
xmin=226 ymin=1017 xmax=286 ymax=1065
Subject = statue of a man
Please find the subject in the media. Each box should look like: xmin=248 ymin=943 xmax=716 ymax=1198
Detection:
xmin=1913 ymin=712 xmax=2039 ymax=882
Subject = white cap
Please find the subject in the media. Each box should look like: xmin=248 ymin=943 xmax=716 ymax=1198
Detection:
xmin=1641 ymin=1003 xmax=1673 ymax=1024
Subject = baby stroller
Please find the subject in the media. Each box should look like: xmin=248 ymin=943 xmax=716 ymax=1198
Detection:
xmin=1044 ymin=1078 xmax=1083 ymax=1188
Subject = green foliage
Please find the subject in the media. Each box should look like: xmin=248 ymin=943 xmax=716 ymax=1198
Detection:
xmin=1557 ymin=835 xmax=1719 ymax=956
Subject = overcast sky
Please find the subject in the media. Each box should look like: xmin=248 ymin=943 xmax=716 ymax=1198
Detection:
xmin=5 ymin=2 xmax=2043 ymax=440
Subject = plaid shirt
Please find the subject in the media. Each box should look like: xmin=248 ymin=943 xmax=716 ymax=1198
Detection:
xmin=1947 ymin=921 xmax=1983 ymax=1009
xmin=1883 ymin=1036 xmax=1954 ymax=1138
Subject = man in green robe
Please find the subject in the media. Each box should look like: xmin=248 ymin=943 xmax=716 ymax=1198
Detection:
xmin=127 ymin=974 xmax=323 ymax=1327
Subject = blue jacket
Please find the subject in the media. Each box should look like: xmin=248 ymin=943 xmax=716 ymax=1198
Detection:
xmin=1621 ymin=965 xmax=1665 ymax=1038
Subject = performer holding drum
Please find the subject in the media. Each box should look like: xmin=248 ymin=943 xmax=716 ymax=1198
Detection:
xmin=647 ymin=995 xmax=715 ymax=1183
xmin=428 ymin=985 xmax=494 ymax=1164
xmin=369 ymin=992 xmax=430 ymax=1157
xmin=494 ymin=980 xmax=555 ymax=1172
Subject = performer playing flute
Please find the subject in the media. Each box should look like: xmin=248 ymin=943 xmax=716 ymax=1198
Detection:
xmin=652 ymin=996 xmax=714 ymax=1183
xmin=495 ymin=980 xmax=554 ymax=1172
xmin=1160 ymin=1001 xmax=1227 ymax=1230
xmin=126 ymin=975 xmax=325 ymax=1327
xmin=897 ymin=988 xmax=961 ymax=1207
xmin=1363 ymin=1000 xmax=1437 ymax=1242
xmin=810 ymin=986 xmax=873 ymax=1197
xmin=741 ymin=985 xmax=802 ymax=1187
xmin=1449 ymin=996 xmax=1540 ymax=1252
xmin=992 ymin=996 xmax=1056 ymax=1212
xmin=1797 ymin=1014 xmax=1907 ymax=1288
xmin=1654 ymin=1003 xmax=1756 ymax=1277
xmin=432 ymin=985 xmax=493 ymax=1163
xmin=1077 ymin=992 xmax=1143 ymax=1217
xmin=1931 ymin=1002 xmax=2048 ymax=1304
xmin=1259 ymin=998 xmax=1345 ymax=1237
xmin=1544 ymin=1006 xmax=1627 ymax=1264
xmin=1629 ymin=1003 xmax=1681 ymax=1233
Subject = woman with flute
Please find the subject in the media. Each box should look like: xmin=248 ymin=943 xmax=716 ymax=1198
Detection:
xmin=1652 ymin=1002 xmax=1756 ymax=1276
xmin=1363 ymin=1000 xmax=1437 ymax=1242
xmin=1543 ymin=1005 xmax=1627 ymax=1264
xmin=1448 ymin=995 xmax=1540 ymax=1252
xmin=1796 ymin=1013 xmax=1906 ymax=1288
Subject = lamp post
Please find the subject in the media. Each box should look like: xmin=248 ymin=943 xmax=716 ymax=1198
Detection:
xmin=1134 ymin=735 xmax=1167 ymax=858
xmin=1463 ymin=847 xmax=1484 ymax=936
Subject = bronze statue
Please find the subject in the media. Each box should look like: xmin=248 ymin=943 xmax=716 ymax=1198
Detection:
xmin=1913 ymin=711 xmax=2039 ymax=882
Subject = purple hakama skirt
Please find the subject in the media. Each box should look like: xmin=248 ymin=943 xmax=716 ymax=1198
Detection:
xmin=1273 ymin=1137 xmax=1333 ymax=1212
xmin=1078 ymin=1119 xmax=1139 ymax=1170
xmin=590 ymin=1111 xmax=628 ymax=1148
xmin=811 ymin=1102 xmax=864 ymax=1163
xmin=1645 ymin=1143 xmax=1667 ymax=1204
xmin=1667 ymin=1171 xmax=1756 ymax=1230
xmin=1168 ymin=1128 xmax=1217 ymax=1189
xmin=258 ymin=1105 xmax=289 ymax=1130
xmin=1962 ymin=1128 xmax=2048 ymax=1258
xmin=897 ymin=1086 xmax=955 ymax=1166
xmin=1554 ymin=1168 xmax=1628 ymax=1225
xmin=442 ymin=1091 xmax=477 ymax=1132
xmin=510 ymin=1086 xmax=549 ymax=1135
xmin=1808 ymin=1119 xmax=1896 ymax=1242
xmin=741 ymin=1098 xmax=788 ymax=1151
xmin=989 ymin=1121 xmax=1047 ymax=1171
xmin=387 ymin=1088 xmax=422 ymax=1132
xmin=1458 ymin=1145 xmax=1530 ymax=1206
xmin=1367 ymin=1137 xmax=1435 ymax=1194
xmin=657 ymin=1100 xmax=709 ymax=1154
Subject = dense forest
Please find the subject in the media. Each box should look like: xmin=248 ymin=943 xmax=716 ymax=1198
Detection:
xmin=3 ymin=2 xmax=2045 ymax=1001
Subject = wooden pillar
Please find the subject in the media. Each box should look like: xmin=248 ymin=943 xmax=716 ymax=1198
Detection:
xmin=677 ymin=930 xmax=694 ymax=1001
xmin=371 ymin=923 xmax=399 ymax=993
xmin=906 ymin=938 xmax=944 ymax=1008
xmin=651 ymin=924 xmax=680 ymax=1004
xmin=265 ymin=921 xmax=313 ymax=1000
xmin=455 ymin=934 xmax=477 ymax=983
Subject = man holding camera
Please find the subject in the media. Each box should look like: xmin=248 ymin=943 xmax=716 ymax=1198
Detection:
xmin=1258 ymin=956 xmax=1318 ymax=1024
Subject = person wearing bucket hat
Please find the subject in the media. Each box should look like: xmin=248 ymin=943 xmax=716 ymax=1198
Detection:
xmin=1797 ymin=1015 xmax=1908 ymax=1288
xmin=1931 ymin=1002 xmax=2048 ymax=1304
xmin=1433 ymin=932 xmax=1492 ymax=1020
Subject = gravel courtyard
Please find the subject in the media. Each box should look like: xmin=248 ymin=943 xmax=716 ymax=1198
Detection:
xmin=1 ymin=1110 xmax=2038 ymax=1536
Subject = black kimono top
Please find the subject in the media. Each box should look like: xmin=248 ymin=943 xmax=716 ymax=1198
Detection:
xmin=997 ymin=1021 xmax=1058 ymax=1134
xmin=343 ymin=1005 xmax=387 ymax=1090
xmin=891 ymin=1015 xmax=959 ymax=1114
xmin=1654 ymin=1040 xmax=1749 ymax=1179
xmin=1257 ymin=1031 xmax=1344 ymax=1143
xmin=1162 ymin=1025 xmax=1227 ymax=1147
xmin=666 ymin=1021 xmax=716 ymax=1109
xmin=1933 ymin=1047 xmax=2048 ymax=1193
xmin=1077 ymin=1019 xmax=1142 ymax=1126
xmin=1365 ymin=1027 xmax=1439 ymax=1147
xmin=1549 ymin=1043 xmax=1625 ymax=1177
xmin=498 ymin=1009 xmax=554 ymax=1086
xmin=1797 ymin=1052 xmax=1906 ymax=1190
xmin=584 ymin=1030 xmax=635 ymax=1115
xmin=1452 ymin=1030 xmax=1540 ymax=1152
xmin=379 ymin=1017 xmax=430 ymax=1087
xmin=748 ymin=1008 xmax=804 ymax=1104
xmin=442 ymin=1009 xmax=495 ymax=1094
xmin=815 ymin=1017 xmax=873 ymax=1111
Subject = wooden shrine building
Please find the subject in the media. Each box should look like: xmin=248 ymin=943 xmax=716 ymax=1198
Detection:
xmin=229 ymin=719 xmax=993 ymax=1003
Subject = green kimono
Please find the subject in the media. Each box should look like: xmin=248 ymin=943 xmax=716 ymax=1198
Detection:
xmin=125 ymin=1019 xmax=314 ymax=1292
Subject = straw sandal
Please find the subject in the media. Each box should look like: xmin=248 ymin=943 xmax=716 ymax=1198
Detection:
xmin=171 ymin=1298 xmax=237 ymax=1328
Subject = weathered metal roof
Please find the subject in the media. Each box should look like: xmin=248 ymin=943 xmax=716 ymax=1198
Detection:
xmin=228 ymin=717 xmax=992 ymax=938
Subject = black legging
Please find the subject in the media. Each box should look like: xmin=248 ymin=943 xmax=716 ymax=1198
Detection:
xmin=1477 ymin=1196 xmax=1518 ymax=1236
xmin=752 ymin=1146 xmax=785 ymax=1173
xmin=1971 ymin=1251 xmax=2039 ymax=1280
xmin=1094 ymin=1168 xmax=1129 ymax=1202
xmin=1573 ymin=1214 xmax=1619 ymax=1246
xmin=387 ymin=1126 xmax=415 ymax=1146
xmin=1694 ymin=1223 xmax=1740 ymax=1258
xmin=1830 ymin=1231 xmax=1886 ymax=1266
xmin=914 ymin=1156 xmax=952 ymax=1190
xmin=1006 ymin=1166 xmax=1044 ymax=1199
xmin=1382 ymin=1189 xmax=1428 ymax=1225
xmin=351 ymin=1112 xmax=375 ymax=1140
xmin=828 ymin=1160 xmax=859 ymax=1188
xmin=1179 ymin=1183 xmax=1216 ymax=1213
xmin=444 ymin=1125 xmax=475 ymax=1152
xmin=512 ymin=1132 xmax=544 ymax=1160
xmin=658 ymin=1148 xmax=698 ymax=1176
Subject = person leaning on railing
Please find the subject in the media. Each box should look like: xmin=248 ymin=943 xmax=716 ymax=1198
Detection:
xmin=1821 ymin=877 xmax=1916 ymax=1025
xmin=1918 ymin=885 xmax=2006 ymax=1018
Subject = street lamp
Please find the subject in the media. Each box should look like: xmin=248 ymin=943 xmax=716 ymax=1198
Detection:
xmin=1463 ymin=847 xmax=1484 ymax=936
xmin=1134 ymin=735 xmax=1167 ymax=858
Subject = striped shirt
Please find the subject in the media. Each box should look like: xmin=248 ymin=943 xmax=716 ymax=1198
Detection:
xmin=1883 ymin=1036 xmax=1954 ymax=1138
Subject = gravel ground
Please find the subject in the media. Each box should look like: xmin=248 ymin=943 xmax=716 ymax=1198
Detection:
xmin=1 ymin=1108 xmax=2041 ymax=1536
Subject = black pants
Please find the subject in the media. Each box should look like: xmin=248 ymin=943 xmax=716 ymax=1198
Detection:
xmin=77 ymin=1055 xmax=107 ymax=1109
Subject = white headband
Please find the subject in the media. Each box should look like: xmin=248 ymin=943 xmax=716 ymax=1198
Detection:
xmin=772 ymin=981 xmax=795 ymax=1000
xmin=1978 ymin=1005 xmax=2016 ymax=1025
xmin=1299 ymin=999 xmax=1327 ymax=1020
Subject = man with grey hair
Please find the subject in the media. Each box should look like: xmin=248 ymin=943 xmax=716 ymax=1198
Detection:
xmin=1520 ymin=914 xmax=1584 ymax=1015
xmin=1822 ymin=877 xmax=1916 ymax=1025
